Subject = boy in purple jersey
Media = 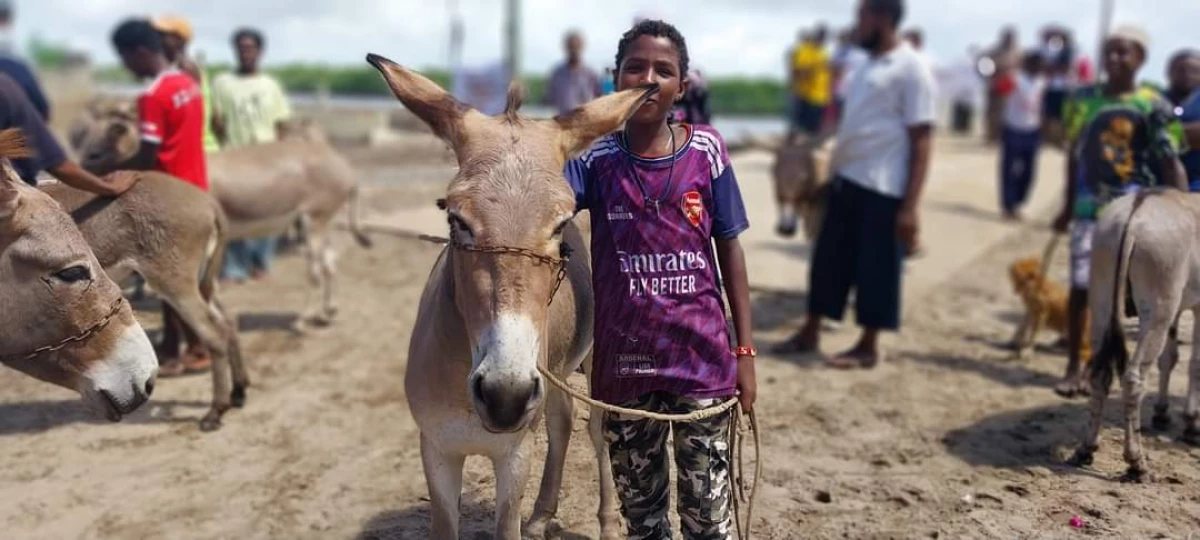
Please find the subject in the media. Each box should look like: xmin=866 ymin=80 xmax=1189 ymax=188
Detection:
xmin=564 ymin=20 xmax=757 ymax=539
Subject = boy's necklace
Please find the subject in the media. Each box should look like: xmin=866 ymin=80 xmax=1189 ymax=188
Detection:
xmin=623 ymin=124 xmax=677 ymax=215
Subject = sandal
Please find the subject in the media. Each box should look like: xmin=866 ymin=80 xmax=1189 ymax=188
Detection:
xmin=182 ymin=350 xmax=212 ymax=374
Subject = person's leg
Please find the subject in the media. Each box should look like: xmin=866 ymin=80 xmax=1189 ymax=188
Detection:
xmin=222 ymin=239 xmax=251 ymax=282
xmin=1059 ymin=220 xmax=1094 ymax=397
xmin=999 ymin=127 xmax=1019 ymax=216
xmin=603 ymin=393 xmax=671 ymax=540
xmin=248 ymin=235 xmax=279 ymax=278
xmin=774 ymin=177 xmax=859 ymax=354
xmin=180 ymin=312 xmax=212 ymax=373
xmin=157 ymin=301 xmax=184 ymax=376
xmin=828 ymin=185 xmax=903 ymax=369
xmin=1015 ymin=130 xmax=1040 ymax=209
xmin=670 ymin=395 xmax=734 ymax=540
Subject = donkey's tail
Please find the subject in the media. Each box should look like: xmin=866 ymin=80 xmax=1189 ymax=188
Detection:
xmin=200 ymin=203 xmax=229 ymax=302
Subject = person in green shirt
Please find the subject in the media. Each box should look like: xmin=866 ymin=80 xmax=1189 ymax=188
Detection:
xmin=211 ymin=27 xmax=293 ymax=282
xmin=1050 ymin=24 xmax=1188 ymax=398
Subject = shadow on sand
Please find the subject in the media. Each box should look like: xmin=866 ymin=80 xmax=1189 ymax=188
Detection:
xmin=0 ymin=398 xmax=212 ymax=436
xmin=356 ymin=500 xmax=592 ymax=540
xmin=941 ymin=394 xmax=1194 ymax=476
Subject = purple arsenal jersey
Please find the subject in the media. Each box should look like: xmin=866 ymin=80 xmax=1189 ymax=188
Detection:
xmin=565 ymin=125 xmax=750 ymax=404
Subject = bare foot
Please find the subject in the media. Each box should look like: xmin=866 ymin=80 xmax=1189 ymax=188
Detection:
xmin=825 ymin=347 xmax=882 ymax=370
xmin=158 ymin=358 xmax=186 ymax=378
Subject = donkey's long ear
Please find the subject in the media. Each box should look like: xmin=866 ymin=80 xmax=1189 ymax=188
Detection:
xmin=0 ymin=157 xmax=24 ymax=222
xmin=367 ymin=53 xmax=475 ymax=148
xmin=553 ymin=83 xmax=659 ymax=156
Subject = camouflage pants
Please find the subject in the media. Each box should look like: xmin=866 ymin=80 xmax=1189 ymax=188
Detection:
xmin=603 ymin=391 xmax=733 ymax=540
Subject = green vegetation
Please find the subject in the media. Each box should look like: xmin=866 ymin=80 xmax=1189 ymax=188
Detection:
xmin=28 ymin=35 xmax=79 ymax=69
xmin=94 ymin=64 xmax=788 ymax=115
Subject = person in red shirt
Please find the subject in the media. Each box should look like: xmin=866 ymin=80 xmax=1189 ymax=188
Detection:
xmin=108 ymin=18 xmax=211 ymax=377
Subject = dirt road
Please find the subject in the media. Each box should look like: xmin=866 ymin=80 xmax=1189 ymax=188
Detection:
xmin=1 ymin=136 xmax=1198 ymax=539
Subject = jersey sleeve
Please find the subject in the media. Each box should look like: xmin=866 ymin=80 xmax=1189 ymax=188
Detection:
xmin=903 ymin=58 xmax=938 ymax=126
xmin=563 ymin=158 xmax=591 ymax=212
xmin=702 ymin=129 xmax=749 ymax=239
xmin=136 ymin=92 xmax=165 ymax=144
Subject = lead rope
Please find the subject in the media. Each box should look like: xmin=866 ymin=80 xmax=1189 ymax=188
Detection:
xmin=416 ymin=225 xmax=761 ymax=539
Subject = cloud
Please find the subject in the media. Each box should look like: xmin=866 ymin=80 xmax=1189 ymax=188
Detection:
xmin=8 ymin=0 xmax=1198 ymax=81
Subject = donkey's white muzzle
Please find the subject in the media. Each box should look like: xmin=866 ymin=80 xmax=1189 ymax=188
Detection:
xmin=80 ymin=324 xmax=158 ymax=421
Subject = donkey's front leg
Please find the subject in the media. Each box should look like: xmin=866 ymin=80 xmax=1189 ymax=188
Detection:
xmin=421 ymin=434 xmax=465 ymax=540
xmin=528 ymin=387 xmax=573 ymax=538
xmin=494 ymin=438 xmax=533 ymax=540
xmin=584 ymin=354 xmax=622 ymax=540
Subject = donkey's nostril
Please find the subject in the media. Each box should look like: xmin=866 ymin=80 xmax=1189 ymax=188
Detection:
xmin=144 ymin=377 xmax=156 ymax=398
xmin=472 ymin=375 xmax=487 ymax=406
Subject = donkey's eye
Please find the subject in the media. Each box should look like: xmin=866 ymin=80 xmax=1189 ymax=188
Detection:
xmin=448 ymin=215 xmax=475 ymax=242
xmin=551 ymin=219 xmax=571 ymax=238
xmin=54 ymin=265 xmax=91 ymax=283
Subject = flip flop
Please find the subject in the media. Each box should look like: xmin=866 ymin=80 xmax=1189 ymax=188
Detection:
xmin=182 ymin=350 xmax=212 ymax=374
xmin=825 ymin=349 xmax=884 ymax=370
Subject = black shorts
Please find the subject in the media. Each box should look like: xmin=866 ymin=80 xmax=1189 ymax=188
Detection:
xmin=790 ymin=98 xmax=824 ymax=135
xmin=807 ymin=177 xmax=904 ymax=329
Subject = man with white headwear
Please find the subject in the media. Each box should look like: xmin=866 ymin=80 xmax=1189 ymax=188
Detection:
xmin=1050 ymin=23 xmax=1189 ymax=397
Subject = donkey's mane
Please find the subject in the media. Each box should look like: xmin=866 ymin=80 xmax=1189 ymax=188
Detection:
xmin=0 ymin=129 xmax=32 ymax=159
xmin=503 ymin=83 xmax=525 ymax=125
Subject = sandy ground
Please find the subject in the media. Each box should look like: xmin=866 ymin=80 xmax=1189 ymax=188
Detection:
xmin=2 ymin=133 xmax=1200 ymax=540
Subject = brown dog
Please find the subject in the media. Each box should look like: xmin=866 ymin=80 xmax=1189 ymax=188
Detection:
xmin=1008 ymin=256 xmax=1090 ymax=362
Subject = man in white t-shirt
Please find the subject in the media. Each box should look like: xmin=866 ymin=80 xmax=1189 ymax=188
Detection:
xmin=998 ymin=51 xmax=1045 ymax=220
xmin=773 ymin=0 xmax=936 ymax=369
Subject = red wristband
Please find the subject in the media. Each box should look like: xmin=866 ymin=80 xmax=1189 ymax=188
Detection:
xmin=733 ymin=346 xmax=757 ymax=358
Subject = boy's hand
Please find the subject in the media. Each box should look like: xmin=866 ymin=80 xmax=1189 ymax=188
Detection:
xmin=896 ymin=206 xmax=920 ymax=253
xmin=736 ymin=355 xmax=757 ymax=412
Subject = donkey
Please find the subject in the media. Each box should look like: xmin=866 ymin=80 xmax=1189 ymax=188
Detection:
xmin=770 ymin=135 xmax=834 ymax=240
xmin=1071 ymin=188 xmax=1200 ymax=482
xmin=368 ymin=53 xmax=654 ymax=539
xmin=71 ymin=108 xmax=372 ymax=325
xmin=0 ymin=130 xmax=157 ymax=420
xmin=40 ymin=173 xmax=246 ymax=431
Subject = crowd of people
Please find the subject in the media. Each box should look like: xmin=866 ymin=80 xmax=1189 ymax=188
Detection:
xmin=1 ymin=0 xmax=1197 ymax=536
xmin=0 ymin=10 xmax=294 ymax=378
xmin=542 ymin=25 xmax=712 ymax=125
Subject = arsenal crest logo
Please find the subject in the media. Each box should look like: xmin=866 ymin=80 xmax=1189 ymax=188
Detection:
xmin=681 ymin=191 xmax=703 ymax=226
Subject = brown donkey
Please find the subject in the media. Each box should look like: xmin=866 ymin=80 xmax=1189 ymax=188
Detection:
xmin=0 ymin=129 xmax=157 ymax=420
xmin=369 ymin=53 xmax=656 ymax=539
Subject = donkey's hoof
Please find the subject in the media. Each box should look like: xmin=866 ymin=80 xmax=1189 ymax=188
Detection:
xmin=523 ymin=515 xmax=551 ymax=539
xmin=775 ymin=223 xmax=798 ymax=238
xmin=199 ymin=414 xmax=223 ymax=432
xmin=1181 ymin=427 xmax=1200 ymax=446
xmin=231 ymin=385 xmax=247 ymax=408
xmin=1151 ymin=413 xmax=1172 ymax=432
xmin=1067 ymin=447 xmax=1095 ymax=468
xmin=1119 ymin=466 xmax=1151 ymax=483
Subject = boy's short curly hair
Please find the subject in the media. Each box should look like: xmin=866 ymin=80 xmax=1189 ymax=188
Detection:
xmin=614 ymin=19 xmax=689 ymax=77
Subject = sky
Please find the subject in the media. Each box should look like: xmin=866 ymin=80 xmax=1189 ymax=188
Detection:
xmin=7 ymin=0 xmax=1199 ymax=82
